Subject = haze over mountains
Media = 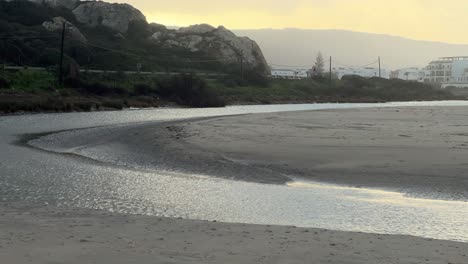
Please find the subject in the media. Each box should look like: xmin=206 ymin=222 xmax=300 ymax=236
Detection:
xmin=232 ymin=29 xmax=468 ymax=70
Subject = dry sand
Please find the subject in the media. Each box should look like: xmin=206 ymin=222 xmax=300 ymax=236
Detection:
xmin=1 ymin=203 xmax=468 ymax=264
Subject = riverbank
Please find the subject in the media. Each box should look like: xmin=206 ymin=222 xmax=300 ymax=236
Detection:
xmin=29 ymin=105 xmax=468 ymax=200
xmin=1 ymin=202 xmax=467 ymax=264
xmin=1 ymin=71 xmax=461 ymax=114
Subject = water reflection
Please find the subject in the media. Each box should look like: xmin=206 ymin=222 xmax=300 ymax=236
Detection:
xmin=2 ymin=101 xmax=468 ymax=242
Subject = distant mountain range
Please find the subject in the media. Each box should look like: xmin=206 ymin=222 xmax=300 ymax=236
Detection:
xmin=232 ymin=29 xmax=468 ymax=70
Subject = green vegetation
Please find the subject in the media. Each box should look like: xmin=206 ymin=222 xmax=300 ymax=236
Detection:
xmin=211 ymin=75 xmax=459 ymax=104
xmin=8 ymin=70 xmax=56 ymax=91
xmin=0 ymin=68 xmax=460 ymax=114
xmin=0 ymin=69 xmax=226 ymax=113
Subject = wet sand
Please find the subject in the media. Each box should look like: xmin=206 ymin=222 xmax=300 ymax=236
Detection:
xmin=178 ymin=106 xmax=468 ymax=199
xmin=1 ymin=203 xmax=467 ymax=264
xmin=31 ymin=106 xmax=468 ymax=200
xmin=9 ymin=105 xmax=468 ymax=262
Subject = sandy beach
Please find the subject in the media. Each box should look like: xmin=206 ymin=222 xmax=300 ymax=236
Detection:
xmin=32 ymin=106 xmax=468 ymax=200
xmin=1 ymin=202 xmax=467 ymax=264
xmin=180 ymin=106 xmax=468 ymax=199
xmin=5 ymin=104 xmax=468 ymax=263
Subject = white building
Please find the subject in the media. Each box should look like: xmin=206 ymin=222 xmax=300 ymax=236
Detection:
xmin=424 ymin=56 xmax=468 ymax=88
xmin=332 ymin=67 xmax=389 ymax=80
xmin=271 ymin=69 xmax=309 ymax=79
xmin=389 ymin=68 xmax=425 ymax=82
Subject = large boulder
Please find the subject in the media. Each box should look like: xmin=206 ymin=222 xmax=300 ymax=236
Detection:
xmin=155 ymin=24 xmax=269 ymax=72
xmin=211 ymin=26 xmax=268 ymax=70
xmin=178 ymin=24 xmax=215 ymax=35
xmin=72 ymin=2 xmax=147 ymax=33
xmin=42 ymin=17 xmax=87 ymax=43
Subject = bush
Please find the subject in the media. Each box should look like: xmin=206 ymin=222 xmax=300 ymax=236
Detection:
xmin=64 ymin=77 xmax=127 ymax=96
xmin=158 ymin=74 xmax=225 ymax=107
xmin=101 ymin=100 xmax=125 ymax=110
xmin=244 ymin=70 xmax=270 ymax=87
xmin=0 ymin=76 xmax=10 ymax=89
xmin=10 ymin=70 xmax=55 ymax=91
xmin=133 ymin=83 xmax=156 ymax=95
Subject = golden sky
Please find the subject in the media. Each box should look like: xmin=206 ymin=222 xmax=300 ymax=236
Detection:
xmin=113 ymin=0 xmax=468 ymax=44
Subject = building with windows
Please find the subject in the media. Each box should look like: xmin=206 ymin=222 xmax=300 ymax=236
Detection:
xmin=389 ymin=68 xmax=425 ymax=82
xmin=270 ymin=69 xmax=309 ymax=79
xmin=424 ymin=56 xmax=468 ymax=88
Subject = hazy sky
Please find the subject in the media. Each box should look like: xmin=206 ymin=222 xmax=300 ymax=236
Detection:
xmin=113 ymin=0 xmax=467 ymax=44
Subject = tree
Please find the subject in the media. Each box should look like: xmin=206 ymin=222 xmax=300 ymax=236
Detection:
xmin=314 ymin=51 xmax=325 ymax=77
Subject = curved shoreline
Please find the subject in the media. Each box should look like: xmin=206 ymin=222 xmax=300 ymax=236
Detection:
xmin=3 ymin=104 xmax=468 ymax=262
xmin=26 ymin=105 xmax=468 ymax=201
xmin=26 ymin=117 xmax=293 ymax=184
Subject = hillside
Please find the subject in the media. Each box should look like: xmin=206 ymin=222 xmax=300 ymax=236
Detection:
xmin=0 ymin=1 xmax=462 ymax=113
xmin=0 ymin=0 xmax=268 ymax=74
xmin=233 ymin=29 xmax=468 ymax=69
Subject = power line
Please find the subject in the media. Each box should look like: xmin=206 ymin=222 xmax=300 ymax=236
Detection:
xmin=0 ymin=36 xmax=58 ymax=40
xmin=332 ymin=59 xmax=379 ymax=68
xmin=76 ymin=40 xmax=238 ymax=63
xmin=1 ymin=33 xmax=239 ymax=64
xmin=268 ymin=63 xmax=315 ymax=68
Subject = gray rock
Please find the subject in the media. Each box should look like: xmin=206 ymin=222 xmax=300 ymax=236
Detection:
xmin=149 ymin=23 xmax=167 ymax=33
xmin=42 ymin=17 xmax=87 ymax=43
xmin=211 ymin=26 xmax=268 ymax=70
xmin=164 ymin=40 xmax=182 ymax=48
xmin=152 ymin=23 xmax=268 ymax=71
xmin=178 ymin=24 xmax=215 ymax=35
xmin=7 ymin=0 xmax=78 ymax=9
xmin=72 ymin=2 xmax=147 ymax=33
xmin=178 ymin=35 xmax=204 ymax=52
xmin=150 ymin=32 xmax=164 ymax=42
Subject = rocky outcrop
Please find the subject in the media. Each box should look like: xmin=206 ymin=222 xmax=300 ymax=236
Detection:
xmin=151 ymin=24 xmax=268 ymax=71
xmin=178 ymin=24 xmax=215 ymax=35
xmin=16 ymin=0 xmax=268 ymax=72
xmin=42 ymin=17 xmax=87 ymax=43
xmin=7 ymin=0 xmax=78 ymax=9
xmin=72 ymin=2 xmax=147 ymax=33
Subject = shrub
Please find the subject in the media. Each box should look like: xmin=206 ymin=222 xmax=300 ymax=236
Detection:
xmin=157 ymin=74 xmax=225 ymax=107
xmin=10 ymin=70 xmax=55 ymax=91
xmin=65 ymin=77 xmax=127 ymax=96
xmin=133 ymin=83 xmax=156 ymax=95
xmin=101 ymin=100 xmax=125 ymax=110
xmin=0 ymin=76 xmax=10 ymax=89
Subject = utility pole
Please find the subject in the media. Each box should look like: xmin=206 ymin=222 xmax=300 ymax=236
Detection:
xmin=378 ymin=56 xmax=381 ymax=78
xmin=58 ymin=22 xmax=66 ymax=86
xmin=329 ymin=56 xmax=332 ymax=87
xmin=240 ymin=50 xmax=244 ymax=82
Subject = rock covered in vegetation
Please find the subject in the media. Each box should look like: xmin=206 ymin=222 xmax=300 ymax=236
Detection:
xmin=3 ymin=0 xmax=268 ymax=74
xmin=72 ymin=1 xmax=147 ymax=33
xmin=42 ymin=17 xmax=87 ymax=42
xmin=152 ymin=24 xmax=268 ymax=71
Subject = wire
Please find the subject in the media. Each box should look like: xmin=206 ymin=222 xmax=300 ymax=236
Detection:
xmin=269 ymin=63 xmax=315 ymax=68
xmin=332 ymin=59 xmax=378 ymax=68
xmin=0 ymin=36 xmax=58 ymax=40
xmin=76 ymin=40 xmax=239 ymax=63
